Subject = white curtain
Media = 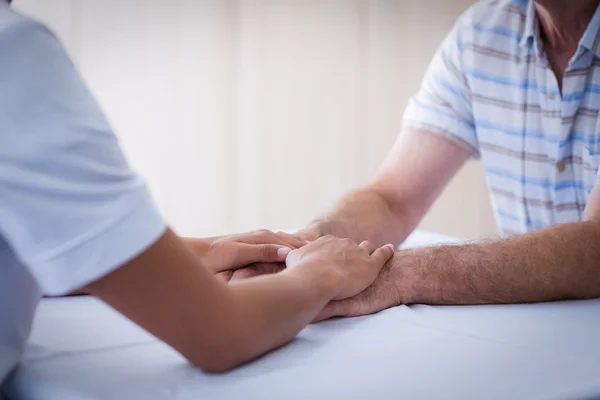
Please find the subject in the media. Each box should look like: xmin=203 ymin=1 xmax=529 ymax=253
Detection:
xmin=13 ymin=0 xmax=497 ymax=239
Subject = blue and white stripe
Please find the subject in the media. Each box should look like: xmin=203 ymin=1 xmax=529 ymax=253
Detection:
xmin=403 ymin=0 xmax=600 ymax=235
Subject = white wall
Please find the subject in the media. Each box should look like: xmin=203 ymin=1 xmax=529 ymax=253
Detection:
xmin=13 ymin=0 xmax=499 ymax=239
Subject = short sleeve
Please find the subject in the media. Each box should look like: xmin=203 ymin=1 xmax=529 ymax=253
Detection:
xmin=0 ymin=15 xmax=166 ymax=295
xmin=403 ymin=17 xmax=479 ymax=158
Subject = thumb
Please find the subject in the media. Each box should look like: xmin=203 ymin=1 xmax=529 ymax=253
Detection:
xmin=313 ymin=300 xmax=350 ymax=323
xmin=235 ymin=243 xmax=292 ymax=266
xmin=370 ymin=244 xmax=395 ymax=267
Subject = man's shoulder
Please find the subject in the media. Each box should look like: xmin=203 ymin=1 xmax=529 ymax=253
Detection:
xmin=457 ymin=0 xmax=528 ymax=40
xmin=461 ymin=0 xmax=527 ymax=24
xmin=451 ymin=0 xmax=530 ymax=61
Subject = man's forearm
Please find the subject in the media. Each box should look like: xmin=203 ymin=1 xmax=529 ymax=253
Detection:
xmin=302 ymin=188 xmax=417 ymax=247
xmin=395 ymin=221 xmax=600 ymax=305
xmin=300 ymin=130 xmax=470 ymax=247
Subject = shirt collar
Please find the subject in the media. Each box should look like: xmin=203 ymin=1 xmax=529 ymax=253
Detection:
xmin=519 ymin=0 xmax=600 ymax=59
xmin=579 ymin=3 xmax=600 ymax=58
xmin=518 ymin=1 xmax=542 ymax=55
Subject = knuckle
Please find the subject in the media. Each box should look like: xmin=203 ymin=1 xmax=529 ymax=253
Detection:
xmin=251 ymin=229 xmax=269 ymax=237
xmin=318 ymin=235 xmax=334 ymax=243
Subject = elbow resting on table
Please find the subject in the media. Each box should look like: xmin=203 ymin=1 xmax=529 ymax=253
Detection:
xmin=186 ymin=345 xmax=243 ymax=374
xmin=182 ymin=322 xmax=258 ymax=374
xmin=192 ymin=359 xmax=236 ymax=375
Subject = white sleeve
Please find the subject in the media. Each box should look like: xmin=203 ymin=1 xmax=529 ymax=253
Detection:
xmin=0 ymin=15 xmax=166 ymax=295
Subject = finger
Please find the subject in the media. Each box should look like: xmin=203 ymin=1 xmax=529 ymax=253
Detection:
xmin=244 ymin=230 xmax=305 ymax=249
xmin=230 ymin=263 xmax=285 ymax=281
xmin=275 ymin=231 xmax=309 ymax=248
xmin=369 ymin=244 xmax=396 ymax=267
xmin=241 ymin=230 xmax=280 ymax=245
xmin=359 ymin=240 xmax=375 ymax=255
xmin=234 ymin=243 xmax=292 ymax=267
xmin=215 ymin=270 xmax=233 ymax=283
xmin=313 ymin=300 xmax=351 ymax=323
xmin=266 ymin=232 xmax=306 ymax=249
xmin=230 ymin=267 xmax=259 ymax=281
xmin=314 ymin=293 xmax=383 ymax=322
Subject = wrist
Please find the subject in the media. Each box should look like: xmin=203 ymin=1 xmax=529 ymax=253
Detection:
xmin=185 ymin=237 xmax=211 ymax=254
xmin=297 ymin=224 xmax=323 ymax=242
xmin=286 ymin=259 xmax=345 ymax=300
xmin=183 ymin=238 xmax=215 ymax=269
xmin=389 ymin=250 xmax=423 ymax=304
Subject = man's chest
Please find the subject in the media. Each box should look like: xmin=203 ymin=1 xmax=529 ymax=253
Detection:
xmin=466 ymin=57 xmax=600 ymax=233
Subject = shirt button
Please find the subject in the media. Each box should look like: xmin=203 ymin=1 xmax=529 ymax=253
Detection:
xmin=557 ymin=159 xmax=566 ymax=172
xmin=547 ymin=92 xmax=555 ymax=100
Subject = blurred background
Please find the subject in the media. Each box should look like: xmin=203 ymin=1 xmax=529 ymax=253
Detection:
xmin=14 ymin=0 xmax=499 ymax=239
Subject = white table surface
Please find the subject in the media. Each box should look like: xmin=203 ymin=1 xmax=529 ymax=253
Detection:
xmin=5 ymin=231 xmax=600 ymax=400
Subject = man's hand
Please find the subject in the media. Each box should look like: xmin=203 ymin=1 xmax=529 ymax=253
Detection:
xmin=313 ymin=253 xmax=404 ymax=321
xmin=186 ymin=230 xmax=306 ymax=275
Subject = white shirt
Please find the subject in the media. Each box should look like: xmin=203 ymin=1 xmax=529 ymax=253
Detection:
xmin=0 ymin=3 xmax=166 ymax=388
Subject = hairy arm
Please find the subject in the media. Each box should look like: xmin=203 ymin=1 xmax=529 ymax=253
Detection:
xmin=398 ymin=220 xmax=600 ymax=305
xmin=224 ymin=129 xmax=469 ymax=283
xmin=300 ymin=128 xmax=470 ymax=247
xmin=317 ymin=186 xmax=600 ymax=319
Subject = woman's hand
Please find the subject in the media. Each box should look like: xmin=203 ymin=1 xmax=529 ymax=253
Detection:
xmin=186 ymin=230 xmax=307 ymax=274
xmin=285 ymin=236 xmax=395 ymax=300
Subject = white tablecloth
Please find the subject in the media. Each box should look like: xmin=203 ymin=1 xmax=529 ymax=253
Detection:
xmin=5 ymin=231 xmax=600 ymax=400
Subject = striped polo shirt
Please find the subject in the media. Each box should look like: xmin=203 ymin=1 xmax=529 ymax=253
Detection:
xmin=403 ymin=0 xmax=600 ymax=236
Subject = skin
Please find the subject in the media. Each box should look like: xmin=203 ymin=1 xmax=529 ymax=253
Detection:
xmin=226 ymin=0 xmax=600 ymax=320
xmin=534 ymin=0 xmax=599 ymax=90
xmin=83 ymin=229 xmax=395 ymax=372
xmin=67 ymin=231 xmax=302 ymax=296
xmin=6 ymin=0 xmax=391 ymax=370
xmin=311 ymin=129 xmax=600 ymax=321
xmin=32 ymin=0 xmax=600 ymax=373
xmin=227 ymin=1 xmax=600 ymax=320
xmin=185 ymin=230 xmax=307 ymax=273
xmin=307 ymin=1 xmax=600 ymax=319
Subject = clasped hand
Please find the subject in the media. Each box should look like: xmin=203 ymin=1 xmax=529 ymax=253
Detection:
xmin=188 ymin=230 xmax=395 ymax=317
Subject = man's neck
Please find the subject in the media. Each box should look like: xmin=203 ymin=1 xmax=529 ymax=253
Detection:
xmin=535 ymin=0 xmax=599 ymax=51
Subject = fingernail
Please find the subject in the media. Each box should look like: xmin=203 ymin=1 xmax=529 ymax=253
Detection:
xmin=277 ymin=247 xmax=292 ymax=258
xmin=386 ymin=244 xmax=395 ymax=250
